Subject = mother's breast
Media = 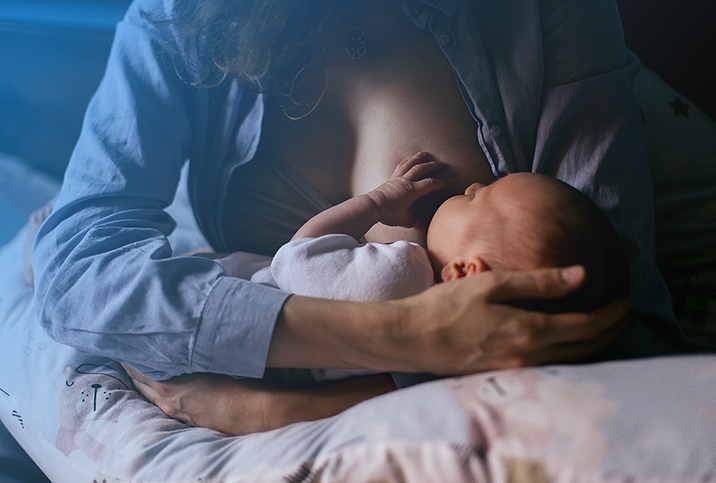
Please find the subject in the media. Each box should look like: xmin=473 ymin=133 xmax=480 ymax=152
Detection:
xmin=258 ymin=0 xmax=498 ymax=244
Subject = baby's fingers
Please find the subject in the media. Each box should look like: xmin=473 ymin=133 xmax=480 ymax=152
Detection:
xmin=403 ymin=160 xmax=446 ymax=182
xmin=393 ymin=152 xmax=431 ymax=177
xmin=411 ymin=177 xmax=450 ymax=197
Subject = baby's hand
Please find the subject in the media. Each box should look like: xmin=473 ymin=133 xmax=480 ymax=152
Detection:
xmin=366 ymin=152 xmax=449 ymax=227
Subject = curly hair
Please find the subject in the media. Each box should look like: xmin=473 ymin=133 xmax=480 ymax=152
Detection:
xmin=155 ymin=0 xmax=336 ymax=97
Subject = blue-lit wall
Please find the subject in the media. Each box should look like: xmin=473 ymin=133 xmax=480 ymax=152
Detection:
xmin=0 ymin=0 xmax=132 ymax=180
xmin=0 ymin=2 xmax=133 ymax=460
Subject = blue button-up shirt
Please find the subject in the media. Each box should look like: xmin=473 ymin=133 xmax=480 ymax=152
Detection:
xmin=33 ymin=0 xmax=682 ymax=381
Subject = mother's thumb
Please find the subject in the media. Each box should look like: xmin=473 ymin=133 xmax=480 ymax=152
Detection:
xmin=559 ymin=265 xmax=586 ymax=286
xmin=487 ymin=265 xmax=585 ymax=301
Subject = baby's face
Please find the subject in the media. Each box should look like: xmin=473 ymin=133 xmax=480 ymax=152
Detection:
xmin=426 ymin=173 xmax=552 ymax=279
xmin=430 ymin=181 xmax=501 ymax=236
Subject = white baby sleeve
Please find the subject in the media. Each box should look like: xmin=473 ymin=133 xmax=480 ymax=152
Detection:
xmin=269 ymin=234 xmax=435 ymax=302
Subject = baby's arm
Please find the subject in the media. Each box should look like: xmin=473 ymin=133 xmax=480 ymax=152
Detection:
xmin=292 ymin=152 xmax=448 ymax=241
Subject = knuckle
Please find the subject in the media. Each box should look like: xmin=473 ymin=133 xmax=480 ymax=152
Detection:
xmin=152 ymin=391 xmax=180 ymax=417
xmin=158 ymin=402 xmax=179 ymax=419
xmin=531 ymin=312 xmax=550 ymax=330
xmin=532 ymin=272 xmax=556 ymax=294
xmin=513 ymin=333 xmax=536 ymax=350
xmin=511 ymin=314 xmax=549 ymax=349
xmin=518 ymin=312 xmax=548 ymax=333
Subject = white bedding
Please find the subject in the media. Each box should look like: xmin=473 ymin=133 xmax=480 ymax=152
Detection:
xmin=2 ymin=67 xmax=716 ymax=482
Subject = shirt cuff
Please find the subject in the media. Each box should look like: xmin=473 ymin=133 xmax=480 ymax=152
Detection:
xmin=192 ymin=276 xmax=291 ymax=378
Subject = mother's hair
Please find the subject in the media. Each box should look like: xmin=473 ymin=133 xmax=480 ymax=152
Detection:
xmin=154 ymin=0 xmax=335 ymax=92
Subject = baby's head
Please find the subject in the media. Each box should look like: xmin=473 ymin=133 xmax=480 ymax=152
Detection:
xmin=426 ymin=173 xmax=629 ymax=312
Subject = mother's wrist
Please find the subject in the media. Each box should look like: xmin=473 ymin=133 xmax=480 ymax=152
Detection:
xmin=268 ymin=295 xmax=409 ymax=371
xmin=359 ymin=297 xmax=421 ymax=372
xmin=330 ymin=298 xmax=412 ymax=372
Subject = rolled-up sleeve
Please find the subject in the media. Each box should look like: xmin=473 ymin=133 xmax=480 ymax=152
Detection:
xmin=32 ymin=0 xmax=290 ymax=380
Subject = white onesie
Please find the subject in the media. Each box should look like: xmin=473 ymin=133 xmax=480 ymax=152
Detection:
xmin=251 ymin=234 xmax=435 ymax=300
xmin=249 ymin=234 xmax=436 ymax=381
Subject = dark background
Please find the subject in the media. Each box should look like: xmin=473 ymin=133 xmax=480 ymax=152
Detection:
xmin=0 ymin=0 xmax=132 ymax=179
xmin=618 ymin=0 xmax=716 ymax=121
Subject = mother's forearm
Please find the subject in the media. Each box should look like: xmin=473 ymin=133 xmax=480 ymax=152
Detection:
xmin=267 ymin=295 xmax=405 ymax=371
xmin=265 ymin=374 xmax=397 ymax=432
xmin=204 ymin=375 xmax=396 ymax=435
xmin=268 ymin=266 xmax=630 ymax=377
xmin=126 ymin=365 xmax=395 ymax=435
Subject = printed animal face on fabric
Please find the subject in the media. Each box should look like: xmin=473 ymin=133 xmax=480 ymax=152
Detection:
xmin=57 ymin=362 xmax=133 ymax=462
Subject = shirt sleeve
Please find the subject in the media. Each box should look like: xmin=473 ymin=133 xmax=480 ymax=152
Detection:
xmin=270 ymin=235 xmax=435 ymax=302
xmin=32 ymin=0 xmax=289 ymax=380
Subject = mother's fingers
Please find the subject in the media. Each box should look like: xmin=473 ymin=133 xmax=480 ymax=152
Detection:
xmin=485 ymin=298 xmax=631 ymax=348
xmin=129 ymin=375 xmax=164 ymax=405
xmin=516 ymin=307 xmax=632 ymax=367
xmin=120 ymin=362 xmax=144 ymax=382
xmin=478 ymin=298 xmax=632 ymax=367
xmin=536 ymin=298 xmax=632 ymax=345
xmin=121 ymin=365 xmax=163 ymax=406
xmin=482 ymin=265 xmax=586 ymax=302
xmin=121 ymin=363 xmax=182 ymax=416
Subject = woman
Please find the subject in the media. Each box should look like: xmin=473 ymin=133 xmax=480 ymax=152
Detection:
xmin=33 ymin=0 xmax=680 ymax=434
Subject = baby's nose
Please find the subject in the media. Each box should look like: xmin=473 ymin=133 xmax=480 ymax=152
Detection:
xmin=464 ymin=183 xmax=485 ymax=195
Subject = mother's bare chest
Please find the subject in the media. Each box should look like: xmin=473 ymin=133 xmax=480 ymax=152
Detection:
xmin=258 ymin=2 xmax=495 ymax=234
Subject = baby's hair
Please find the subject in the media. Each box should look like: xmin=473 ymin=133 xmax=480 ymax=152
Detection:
xmin=506 ymin=175 xmax=630 ymax=313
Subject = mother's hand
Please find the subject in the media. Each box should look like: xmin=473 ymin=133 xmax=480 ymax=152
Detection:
xmin=121 ymin=364 xmax=395 ymax=435
xmin=121 ymin=365 xmax=271 ymax=434
xmin=390 ymin=265 xmax=632 ymax=374
xmin=269 ymin=265 xmax=631 ymax=377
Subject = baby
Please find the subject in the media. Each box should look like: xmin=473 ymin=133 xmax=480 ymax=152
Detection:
xmin=253 ymin=151 xmax=629 ymax=312
xmin=249 ymin=151 xmax=630 ymax=382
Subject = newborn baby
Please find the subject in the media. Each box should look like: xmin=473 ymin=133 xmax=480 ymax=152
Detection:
xmin=254 ymin=152 xmax=628 ymax=310
xmin=247 ymin=152 xmax=629 ymax=381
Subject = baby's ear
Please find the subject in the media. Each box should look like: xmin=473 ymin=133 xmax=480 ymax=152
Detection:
xmin=441 ymin=257 xmax=490 ymax=280
xmin=441 ymin=262 xmax=465 ymax=281
xmin=464 ymin=257 xmax=491 ymax=277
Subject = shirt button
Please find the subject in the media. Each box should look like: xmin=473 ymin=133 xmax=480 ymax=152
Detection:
xmin=489 ymin=125 xmax=501 ymax=137
xmin=437 ymin=34 xmax=451 ymax=47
